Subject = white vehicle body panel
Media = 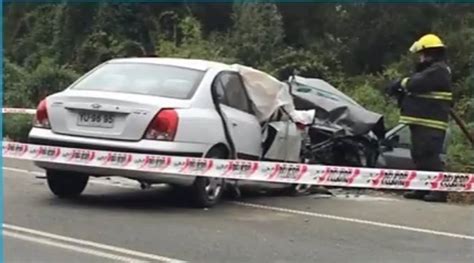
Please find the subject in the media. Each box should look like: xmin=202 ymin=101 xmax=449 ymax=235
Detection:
xmin=47 ymin=90 xmax=192 ymax=141
xmin=263 ymin=121 xmax=303 ymax=162
xmin=28 ymin=58 xmax=304 ymax=186
xmin=220 ymin=104 xmax=262 ymax=158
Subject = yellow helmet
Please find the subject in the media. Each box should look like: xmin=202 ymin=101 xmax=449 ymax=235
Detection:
xmin=409 ymin=34 xmax=446 ymax=53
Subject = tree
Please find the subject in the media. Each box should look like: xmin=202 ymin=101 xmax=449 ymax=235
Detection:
xmin=24 ymin=59 xmax=79 ymax=106
xmin=4 ymin=59 xmax=29 ymax=107
xmin=229 ymin=2 xmax=285 ymax=67
xmin=156 ymin=14 xmax=235 ymax=63
xmin=3 ymin=3 xmax=473 ymax=175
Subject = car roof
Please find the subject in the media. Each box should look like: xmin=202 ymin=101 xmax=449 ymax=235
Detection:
xmin=107 ymin=57 xmax=235 ymax=72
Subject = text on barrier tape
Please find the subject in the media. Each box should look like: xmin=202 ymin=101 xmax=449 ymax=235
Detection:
xmin=3 ymin=141 xmax=474 ymax=192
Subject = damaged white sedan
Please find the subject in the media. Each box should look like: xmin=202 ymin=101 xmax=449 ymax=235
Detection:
xmin=28 ymin=57 xmax=313 ymax=207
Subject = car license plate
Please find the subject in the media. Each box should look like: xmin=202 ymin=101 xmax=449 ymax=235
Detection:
xmin=77 ymin=111 xmax=115 ymax=128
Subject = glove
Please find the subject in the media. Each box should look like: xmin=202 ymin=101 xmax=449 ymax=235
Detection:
xmin=385 ymin=80 xmax=405 ymax=98
xmin=396 ymin=92 xmax=405 ymax=107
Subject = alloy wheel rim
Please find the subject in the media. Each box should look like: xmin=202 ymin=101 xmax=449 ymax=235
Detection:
xmin=204 ymin=177 xmax=223 ymax=200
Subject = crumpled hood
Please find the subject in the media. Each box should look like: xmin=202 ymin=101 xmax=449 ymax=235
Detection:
xmin=290 ymin=76 xmax=386 ymax=139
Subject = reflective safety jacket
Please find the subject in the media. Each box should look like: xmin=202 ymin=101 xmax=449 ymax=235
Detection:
xmin=399 ymin=61 xmax=453 ymax=130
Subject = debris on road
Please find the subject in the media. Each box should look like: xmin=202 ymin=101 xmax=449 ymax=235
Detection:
xmin=448 ymin=193 xmax=474 ymax=204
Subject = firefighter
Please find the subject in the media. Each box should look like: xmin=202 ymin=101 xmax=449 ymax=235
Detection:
xmin=386 ymin=34 xmax=452 ymax=202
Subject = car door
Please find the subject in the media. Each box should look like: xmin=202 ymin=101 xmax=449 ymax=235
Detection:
xmin=380 ymin=124 xmax=451 ymax=170
xmin=379 ymin=124 xmax=416 ymax=170
xmin=212 ymin=72 xmax=262 ymax=159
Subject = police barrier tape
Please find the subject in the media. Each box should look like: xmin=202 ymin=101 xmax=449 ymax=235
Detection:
xmin=3 ymin=108 xmax=37 ymax=114
xmin=3 ymin=107 xmax=474 ymax=192
xmin=3 ymin=141 xmax=474 ymax=192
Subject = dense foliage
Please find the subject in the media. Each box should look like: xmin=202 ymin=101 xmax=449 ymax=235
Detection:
xmin=3 ymin=2 xmax=473 ymax=172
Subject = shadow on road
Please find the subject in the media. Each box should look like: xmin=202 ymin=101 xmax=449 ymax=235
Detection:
xmin=39 ymin=184 xmax=310 ymax=211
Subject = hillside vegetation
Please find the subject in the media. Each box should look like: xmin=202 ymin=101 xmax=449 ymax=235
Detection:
xmin=3 ymin=3 xmax=473 ymax=174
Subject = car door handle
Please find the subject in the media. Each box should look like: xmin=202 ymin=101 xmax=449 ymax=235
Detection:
xmin=232 ymin=122 xmax=238 ymax=127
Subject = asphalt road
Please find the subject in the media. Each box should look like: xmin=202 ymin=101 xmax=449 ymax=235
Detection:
xmin=4 ymin=158 xmax=474 ymax=263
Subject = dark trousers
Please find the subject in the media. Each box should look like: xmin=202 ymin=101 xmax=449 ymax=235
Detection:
xmin=409 ymin=125 xmax=446 ymax=172
xmin=409 ymin=125 xmax=446 ymax=196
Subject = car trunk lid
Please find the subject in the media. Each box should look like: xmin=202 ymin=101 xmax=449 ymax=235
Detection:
xmin=47 ymin=90 xmax=191 ymax=141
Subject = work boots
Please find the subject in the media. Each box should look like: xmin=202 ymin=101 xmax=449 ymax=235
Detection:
xmin=403 ymin=190 xmax=428 ymax=200
xmin=423 ymin=192 xmax=448 ymax=202
xmin=403 ymin=190 xmax=447 ymax=202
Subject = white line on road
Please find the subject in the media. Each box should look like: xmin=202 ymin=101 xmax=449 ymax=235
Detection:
xmin=3 ymin=167 xmax=139 ymax=189
xmin=4 ymin=230 xmax=147 ymax=263
xmin=231 ymin=201 xmax=474 ymax=241
xmin=5 ymin=166 xmax=474 ymax=242
xmin=4 ymin=224 xmax=186 ymax=263
xmin=4 ymin=166 xmax=44 ymax=176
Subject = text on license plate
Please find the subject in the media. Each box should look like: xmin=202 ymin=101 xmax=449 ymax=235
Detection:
xmin=77 ymin=111 xmax=115 ymax=128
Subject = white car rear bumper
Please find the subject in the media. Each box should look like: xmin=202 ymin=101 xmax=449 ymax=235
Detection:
xmin=28 ymin=128 xmax=212 ymax=186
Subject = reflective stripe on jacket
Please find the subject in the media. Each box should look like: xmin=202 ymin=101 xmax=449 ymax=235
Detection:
xmin=413 ymin=91 xmax=452 ymax=101
xmin=399 ymin=61 xmax=452 ymax=130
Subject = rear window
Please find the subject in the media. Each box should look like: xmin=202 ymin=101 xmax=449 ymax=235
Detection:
xmin=71 ymin=62 xmax=205 ymax=99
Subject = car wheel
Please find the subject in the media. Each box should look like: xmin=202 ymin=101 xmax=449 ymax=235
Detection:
xmin=46 ymin=170 xmax=89 ymax=198
xmin=347 ymin=145 xmax=369 ymax=167
xmin=283 ymin=157 xmax=313 ymax=196
xmin=287 ymin=184 xmax=312 ymax=196
xmin=190 ymin=148 xmax=227 ymax=208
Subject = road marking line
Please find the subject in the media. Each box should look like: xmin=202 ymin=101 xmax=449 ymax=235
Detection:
xmin=4 ymin=224 xmax=186 ymax=263
xmin=6 ymin=166 xmax=474 ymax=241
xmin=4 ymin=167 xmax=44 ymax=176
xmin=3 ymin=167 xmax=138 ymax=189
xmin=4 ymin=230 xmax=146 ymax=263
xmin=231 ymin=201 xmax=474 ymax=241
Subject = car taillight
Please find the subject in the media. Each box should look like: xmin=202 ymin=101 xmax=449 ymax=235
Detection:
xmin=144 ymin=109 xmax=179 ymax=141
xmin=33 ymin=99 xmax=51 ymax=129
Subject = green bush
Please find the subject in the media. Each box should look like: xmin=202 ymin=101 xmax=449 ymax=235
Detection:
xmin=4 ymin=114 xmax=34 ymax=143
xmin=3 ymin=3 xmax=473 ymax=176
xmin=229 ymin=3 xmax=285 ymax=67
xmin=156 ymin=15 xmax=236 ymax=64
xmin=446 ymin=123 xmax=474 ymax=173
xmin=263 ymin=47 xmax=331 ymax=80
xmin=4 ymin=59 xmax=30 ymax=107
xmin=24 ymin=59 xmax=80 ymax=106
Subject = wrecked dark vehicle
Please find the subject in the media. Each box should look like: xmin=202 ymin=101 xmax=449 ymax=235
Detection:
xmin=234 ymin=71 xmax=387 ymax=196
xmin=289 ymin=75 xmax=386 ymax=168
